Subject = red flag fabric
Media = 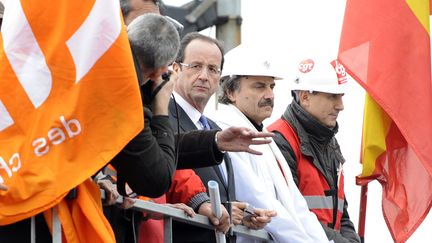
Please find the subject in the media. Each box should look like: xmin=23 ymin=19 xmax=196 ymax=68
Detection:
xmin=0 ymin=0 xmax=143 ymax=240
xmin=339 ymin=0 xmax=432 ymax=242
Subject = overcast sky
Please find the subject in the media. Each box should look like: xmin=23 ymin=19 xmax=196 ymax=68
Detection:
xmin=165 ymin=1 xmax=432 ymax=242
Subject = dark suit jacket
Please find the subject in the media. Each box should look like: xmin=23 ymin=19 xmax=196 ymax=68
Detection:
xmin=169 ymin=99 xmax=236 ymax=243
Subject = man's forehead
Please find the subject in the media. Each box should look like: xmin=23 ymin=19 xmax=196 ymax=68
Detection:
xmin=184 ymin=41 xmax=222 ymax=63
xmin=185 ymin=40 xmax=221 ymax=55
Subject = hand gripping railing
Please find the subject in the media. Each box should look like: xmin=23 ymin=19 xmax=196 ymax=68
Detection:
xmin=130 ymin=199 xmax=273 ymax=242
xmin=101 ymin=189 xmax=273 ymax=243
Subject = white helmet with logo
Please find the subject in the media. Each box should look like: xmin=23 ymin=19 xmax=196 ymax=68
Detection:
xmin=290 ymin=57 xmax=348 ymax=94
xmin=221 ymin=44 xmax=284 ymax=80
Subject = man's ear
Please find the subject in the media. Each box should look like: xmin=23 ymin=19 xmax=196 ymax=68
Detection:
xmin=172 ymin=62 xmax=180 ymax=73
xmin=299 ymin=90 xmax=310 ymax=107
xmin=149 ymin=66 xmax=168 ymax=82
xmin=227 ymin=90 xmax=236 ymax=103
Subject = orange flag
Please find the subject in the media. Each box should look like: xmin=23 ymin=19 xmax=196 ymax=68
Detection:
xmin=339 ymin=0 xmax=432 ymax=242
xmin=0 ymin=0 xmax=142 ymax=232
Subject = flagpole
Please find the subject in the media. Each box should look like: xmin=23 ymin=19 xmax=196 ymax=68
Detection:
xmin=358 ymin=184 xmax=368 ymax=243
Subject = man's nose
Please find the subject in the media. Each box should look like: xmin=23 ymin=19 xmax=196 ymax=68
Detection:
xmin=197 ymin=66 xmax=210 ymax=80
xmin=335 ymin=96 xmax=344 ymax=111
xmin=263 ymin=86 xmax=274 ymax=99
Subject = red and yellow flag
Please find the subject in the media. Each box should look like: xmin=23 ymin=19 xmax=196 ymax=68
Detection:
xmin=0 ymin=0 xmax=143 ymax=239
xmin=339 ymin=0 xmax=432 ymax=242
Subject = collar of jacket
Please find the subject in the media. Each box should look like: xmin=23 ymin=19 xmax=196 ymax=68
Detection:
xmin=246 ymin=116 xmax=263 ymax=131
xmin=283 ymin=101 xmax=346 ymax=188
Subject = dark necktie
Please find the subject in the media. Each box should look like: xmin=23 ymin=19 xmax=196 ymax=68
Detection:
xmin=200 ymin=115 xmax=228 ymax=185
xmin=199 ymin=115 xmax=211 ymax=130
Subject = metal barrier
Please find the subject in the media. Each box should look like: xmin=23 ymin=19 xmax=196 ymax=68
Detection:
xmin=130 ymin=199 xmax=274 ymax=242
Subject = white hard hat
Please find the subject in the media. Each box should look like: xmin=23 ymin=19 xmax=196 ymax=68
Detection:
xmin=221 ymin=44 xmax=284 ymax=80
xmin=290 ymin=57 xmax=348 ymax=94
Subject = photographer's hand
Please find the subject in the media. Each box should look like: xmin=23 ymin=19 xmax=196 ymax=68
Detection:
xmin=152 ymin=72 xmax=176 ymax=116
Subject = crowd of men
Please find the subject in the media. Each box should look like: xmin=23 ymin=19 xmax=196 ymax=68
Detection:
xmin=0 ymin=0 xmax=361 ymax=242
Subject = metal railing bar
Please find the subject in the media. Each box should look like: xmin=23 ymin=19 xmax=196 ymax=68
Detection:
xmin=101 ymin=191 xmax=273 ymax=241
xmin=132 ymin=199 xmax=215 ymax=230
xmin=132 ymin=199 xmax=272 ymax=241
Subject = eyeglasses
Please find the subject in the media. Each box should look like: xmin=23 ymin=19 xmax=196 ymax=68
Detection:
xmin=179 ymin=62 xmax=221 ymax=76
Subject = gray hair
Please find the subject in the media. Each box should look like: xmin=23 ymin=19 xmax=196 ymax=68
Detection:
xmin=218 ymin=75 xmax=242 ymax=104
xmin=127 ymin=13 xmax=180 ymax=71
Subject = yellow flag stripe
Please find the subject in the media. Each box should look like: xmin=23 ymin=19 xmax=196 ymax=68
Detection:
xmin=406 ymin=0 xmax=430 ymax=34
xmin=360 ymin=94 xmax=392 ymax=177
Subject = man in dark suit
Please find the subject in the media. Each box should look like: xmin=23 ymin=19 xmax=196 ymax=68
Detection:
xmin=169 ymin=32 xmax=277 ymax=243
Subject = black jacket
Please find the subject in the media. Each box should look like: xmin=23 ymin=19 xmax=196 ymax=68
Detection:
xmin=273 ymin=101 xmax=360 ymax=243
xmin=111 ymin=106 xmax=224 ymax=198
xmin=168 ymin=100 xmax=236 ymax=243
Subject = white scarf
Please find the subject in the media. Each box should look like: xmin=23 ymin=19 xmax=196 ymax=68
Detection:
xmin=223 ymin=104 xmax=303 ymax=226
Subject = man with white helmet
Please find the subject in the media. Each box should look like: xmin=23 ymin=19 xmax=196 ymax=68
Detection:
xmin=214 ymin=45 xmax=330 ymax=243
xmin=267 ymin=58 xmax=361 ymax=243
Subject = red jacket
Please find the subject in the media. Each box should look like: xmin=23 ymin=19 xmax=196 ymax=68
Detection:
xmin=138 ymin=169 xmax=208 ymax=243
xmin=268 ymin=118 xmax=344 ymax=229
xmin=167 ymin=169 xmax=207 ymax=205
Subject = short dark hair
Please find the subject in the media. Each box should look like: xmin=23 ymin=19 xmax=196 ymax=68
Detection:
xmin=120 ymin=0 xmax=132 ymax=19
xmin=175 ymin=32 xmax=225 ymax=70
xmin=0 ymin=2 xmax=4 ymax=19
xmin=127 ymin=13 xmax=180 ymax=71
xmin=218 ymin=75 xmax=242 ymax=104
xmin=120 ymin=0 xmax=162 ymax=20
